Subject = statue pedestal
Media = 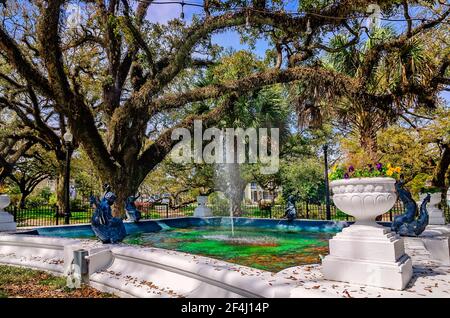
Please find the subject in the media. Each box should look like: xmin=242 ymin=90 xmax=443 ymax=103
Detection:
xmin=193 ymin=196 xmax=212 ymax=217
xmin=0 ymin=212 xmax=16 ymax=232
xmin=420 ymin=193 xmax=445 ymax=225
xmin=0 ymin=195 xmax=16 ymax=232
xmin=322 ymin=224 xmax=413 ymax=290
xmin=423 ymin=236 xmax=450 ymax=265
xmin=428 ymin=208 xmax=446 ymax=225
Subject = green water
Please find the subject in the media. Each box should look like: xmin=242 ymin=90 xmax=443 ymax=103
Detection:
xmin=124 ymin=227 xmax=334 ymax=272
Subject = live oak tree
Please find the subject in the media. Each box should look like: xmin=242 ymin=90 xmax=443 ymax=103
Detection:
xmin=1 ymin=0 xmax=448 ymax=215
xmin=0 ymin=125 xmax=34 ymax=184
xmin=7 ymin=145 xmax=57 ymax=208
xmin=142 ymin=160 xmax=215 ymax=208
xmin=0 ymin=63 xmax=77 ymax=212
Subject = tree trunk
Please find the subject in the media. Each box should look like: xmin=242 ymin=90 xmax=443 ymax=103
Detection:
xmin=55 ymin=161 xmax=66 ymax=215
xmin=359 ymin=127 xmax=378 ymax=162
xmin=108 ymin=168 xmax=144 ymax=217
xmin=431 ymin=142 xmax=450 ymax=203
xmin=19 ymin=190 xmax=30 ymax=208
xmin=230 ymin=187 xmax=245 ymax=217
xmin=432 ymin=143 xmax=450 ymax=189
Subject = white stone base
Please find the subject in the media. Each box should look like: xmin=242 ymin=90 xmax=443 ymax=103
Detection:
xmin=422 ymin=237 xmax=450 ymax=265
xmin=193 ymin=207 xmax=212 ymax=217
xmin=0 ymin=212 xmax=16 ymax=232
xmin=322 ymin=223 xmax=413 ymax=290
xmin=428 ymin=209 xmax=446 ymax=225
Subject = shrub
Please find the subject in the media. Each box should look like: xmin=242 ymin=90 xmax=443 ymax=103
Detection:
xmin=258 ymin=200 xmax=273 ymax=211
xmin=70 ymin=198 xmax=90 ymax=211
xmin=26 ymin=196 xmax=47 ymax=208
xmin=420 ymin=186 xmax=442 ymax=194
xmin=38 ymin=187 xmax=52 ymax=202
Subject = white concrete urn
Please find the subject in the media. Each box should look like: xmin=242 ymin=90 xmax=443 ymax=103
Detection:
xmin=193 ymin=196 xmax=212 ymax=217
xmin=420 ymin=192 xmax=445 ymax=225
xmin=322 ymin=177 xmax=413 ymax=290
xmin=0 ymin=194 xmax=16 ymax=232
xmin=331 ymin=177 xmax=397 ymax=226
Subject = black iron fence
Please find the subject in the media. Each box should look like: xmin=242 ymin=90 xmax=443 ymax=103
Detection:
xmin=5 ymin=205 xmax=95 ymax=227
xmin=5 ymin=200 xmax=449 ymax=228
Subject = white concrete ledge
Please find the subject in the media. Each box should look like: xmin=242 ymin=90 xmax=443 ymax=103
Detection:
xmin=0 ymin=233 xmax=276 ymax=297
xmin=0 ymin=234 xmax=79 ymax=273
xmin=102 ymin=246 xmax=275 ymax=298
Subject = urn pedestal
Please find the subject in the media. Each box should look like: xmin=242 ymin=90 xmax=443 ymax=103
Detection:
xmin=0 ymin=194 xmax=16 ymax=232
xmin=193 ymin=196 xmax=212 ymax=217
xmin=420 ymin=193 xmax=445 ymax=225
xmin=322 ymin=178 xmax=412 ymax=290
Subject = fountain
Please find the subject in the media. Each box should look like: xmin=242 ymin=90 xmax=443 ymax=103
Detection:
xmin=202 ymin=234 xmax=278 ymax=246
xmin=215 ymin=162 xmax=242 ymax=236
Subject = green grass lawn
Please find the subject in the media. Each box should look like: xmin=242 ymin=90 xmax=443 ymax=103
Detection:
xmin=0 ymin=265 xmax=116 ymax=298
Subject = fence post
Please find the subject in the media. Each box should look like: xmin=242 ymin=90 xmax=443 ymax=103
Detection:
xmin=306 ymin=202 xmax=309 ymax=219
xmin=13 ymin=206 xmax=17 ymax=223
xmin=166 ymin=204 xmax=169 ymax=218
xmin=55 ymin=205 xmax=59 ymax=225
xmin=389 ymin=209 xmax=393 ymax=222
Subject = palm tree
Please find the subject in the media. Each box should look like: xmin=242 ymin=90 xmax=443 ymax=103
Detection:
xmin=294 ymin=26 xmax=435 ymax=162
xmin=176 ymin=54 xmax=291 ymax=216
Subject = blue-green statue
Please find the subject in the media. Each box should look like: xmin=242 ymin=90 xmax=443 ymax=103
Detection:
xmin=397 ymin=194 xmax=430 ymax=237
xmin=391 ymin=181 xmax=417 ymax=231
xmin=125 ymin=193 xmax=141 ymax=223
xmin=90 ymin=185 xmax=127 ymax=244
xmin=391 ymin=181 xmax=429 ymax=237
xmin=283 ymin=195 xmax=297 ymax=222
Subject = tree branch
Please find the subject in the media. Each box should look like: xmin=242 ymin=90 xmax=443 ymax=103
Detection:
xmin=148 ymin=66 xmax=356 ymax=115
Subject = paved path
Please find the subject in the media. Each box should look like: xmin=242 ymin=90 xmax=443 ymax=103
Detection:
xmin=273 ymin=234 xmax=450 ymax=297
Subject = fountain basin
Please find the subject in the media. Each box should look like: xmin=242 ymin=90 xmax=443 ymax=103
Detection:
xmin=18 ymin=217 xmax=348 ymax=272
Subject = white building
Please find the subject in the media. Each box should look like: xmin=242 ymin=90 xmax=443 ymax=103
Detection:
xmin=244 ymin=182 xmax=281 ymax=204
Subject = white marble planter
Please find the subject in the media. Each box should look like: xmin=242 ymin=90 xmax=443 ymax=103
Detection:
xmin=420 ymin=192 xmax=445 ymax=225
xmin=193 ymin=196 xmax=212 ymax=217
xmin=330 ymin=177 xmax=397 ymax=225
xmin=322 ymin=177 xmax=412 ymax=290
xmin=0 ymin=194 xmax=16 ymax=232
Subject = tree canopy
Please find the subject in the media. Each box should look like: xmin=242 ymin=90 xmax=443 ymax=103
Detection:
xmin=0 ymin=1 xmax=449 ymax=213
